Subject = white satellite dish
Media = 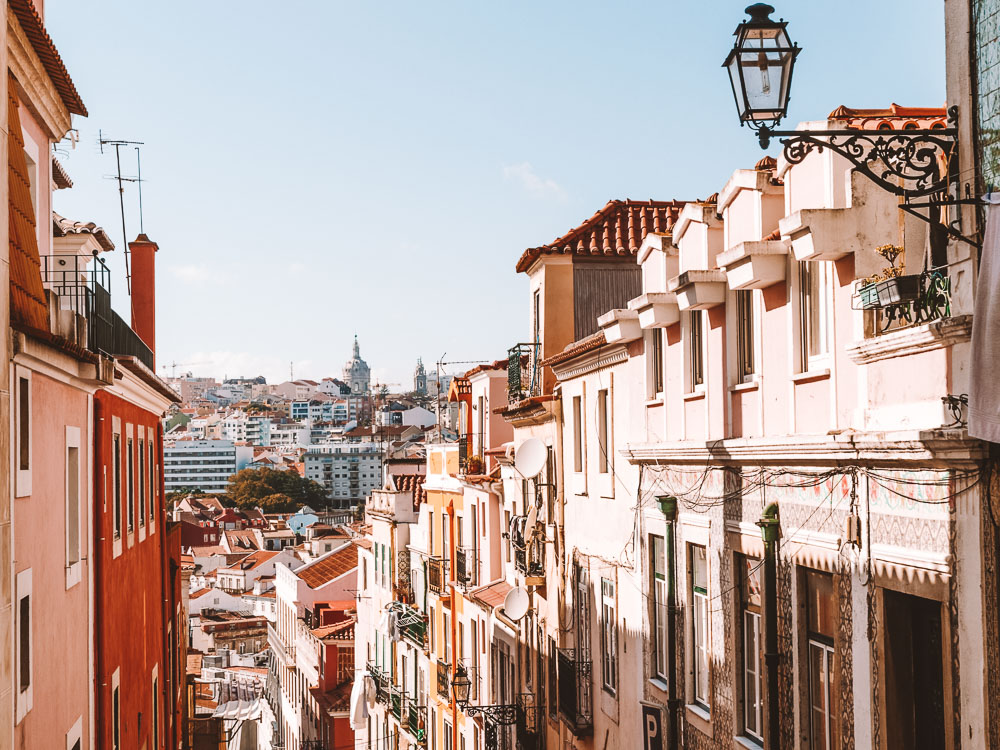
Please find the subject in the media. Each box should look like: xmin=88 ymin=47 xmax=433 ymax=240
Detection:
xmin=514 ymin=438 xmax=547 ymax=478
xmin=525 ymin=503 xmax=538 ymax=530
xmin=503 ymin=586 xmax=530 ymax=621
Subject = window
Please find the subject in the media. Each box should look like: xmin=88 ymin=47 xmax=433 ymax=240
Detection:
xmin=651 ymin=328 xmax=664 ymax=395
xmin=65 ymin=426 xmax=83 ymax=587
xmin=799 ymin=262 xmax=831 ymax=370
xmin=139 ymin=437 xmax=147 ymax=528
xmin=15 ymin=369 xmax=31 ymax=496
xmin=112 ymin=671 xmax=121 ymax=750
xmin=688 ymin=311 xmax=704 ymax=389
xmin=650 ymin=535 xmax=668 ymax=680
xmin=740 ymin=556 xmax=763 ymax=741
xmin=805 ymin=570 xmax=835 ymax=750
xmin=736 ymin=290 xmax=755 ymax=382
xmin=533 ymin=288 xmax=542 ymax=346
xmin=16 ymin=569 xmax=32 ymax=721
xmin=596 ymin=389 xmax=610 ymax=474
xmin=600 ymin=577 xmax=617 ymax=693
xmin=112 ymin=432 xmax=123 ymax=541
xmin=572 ymin=395 xmax=583 ymax=472
xmin=691 ymin=545 xmax=710 ymax=708
xmin=152 ymin=666 xmax=160 ymax=750
xmin=126 ymin=436 xmax=135 ymax=533
xmin=548 ymin=637 xmax=558 ymax=718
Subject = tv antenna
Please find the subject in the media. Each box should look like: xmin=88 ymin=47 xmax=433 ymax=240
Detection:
xmin=99 ymin=130 xmax=144 ymax=302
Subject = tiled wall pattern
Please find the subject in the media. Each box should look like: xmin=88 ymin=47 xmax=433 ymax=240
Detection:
xmin=976 ymin=0 xmax=1000 ymax=189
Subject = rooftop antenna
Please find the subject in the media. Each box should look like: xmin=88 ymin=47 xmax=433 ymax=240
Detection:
xmin=99 ymin=131 xmax=144 ymax=314
xmin=135 ymin=147 xmax=145 ymax=234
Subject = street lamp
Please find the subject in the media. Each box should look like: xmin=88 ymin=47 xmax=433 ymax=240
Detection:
xmin=451 ymin=669 xmax=472 ymax=709
xmin=721 ymin=5 xmax=978 ymax=249
xmin=723 ymin=4 xmax=799 ymax=137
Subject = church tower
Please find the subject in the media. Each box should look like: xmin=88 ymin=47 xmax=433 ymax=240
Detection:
xmin=414 ymin=357 xmax=427 ymax=395
xmin=343 ymin=335 xmax=371 ymax=394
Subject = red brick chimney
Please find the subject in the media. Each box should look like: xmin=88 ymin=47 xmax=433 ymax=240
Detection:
xmin=129 ymin=234 xmax=158 ymax=367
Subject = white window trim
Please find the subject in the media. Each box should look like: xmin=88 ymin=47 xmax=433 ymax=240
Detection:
xmin=112 ymin=667 xmax=121 ymax=750
xmin=688 ymin=544 xmax=710 ymax=712
xmin=684 ymin=311 xmax=707 ymax=395
xmin=66 ymin=715 xmax=83 ymax=750
xmin=112 ymin=417 xmax=123 ymax=559
xmin=126 ymin=423 xmax=135 ymax=547
xmin=152 ymin=663 xmax=160 ymax=750
xmin=15 ymin=365 xmax=32 ymax=497
xmin=600 ymin=576 xmax=617 ymax=695
xmin=798 ymin=261 xmax=834 ymax=374
xmin=66 ymin=426 xmax=83 ymax=589
xmin=648 ymin=328 xmax=665 ymax=399
xmin=15 ymin=568 xmax=33 ymax=722
xmin=149 ymin=439 xmax=157 ymax=534
xmin=138 ymin=426 xmax=147 ymax=542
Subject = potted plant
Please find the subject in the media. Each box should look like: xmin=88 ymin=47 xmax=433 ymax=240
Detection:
xmin=855 ymin=245 xmax=921 ymax=308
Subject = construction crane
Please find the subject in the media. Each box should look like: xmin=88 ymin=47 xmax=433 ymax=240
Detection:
xmin=161 ymin=361 xmax=207 ymax=378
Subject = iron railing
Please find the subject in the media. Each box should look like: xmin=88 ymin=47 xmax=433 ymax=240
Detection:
xmin=389 ymin=685 xmax=404 ymax=720
xmin=456 ymin=546 xmax=478 ymax=588
xmin=405 ymin=701 xmax=427 ymax=745
xmin=508 ymin=343 xmax=541 ymax=404
xmin=399 ymin=606 xmax=428 ymax=650
xmin=367 ymin=661 xmax=390 ymax=705
xmin=512 ymin=520 xmax=545 ymax=579
xmin=516 ymin=693 xmax=541 ymax=750
xmin=437 ymin=660 xmax=451 ymax=699
xmin=427 ymin=556 xmax=449 ymax=595
xmin=40 ymin=254 xmax=154 ymax=369
xmin=557 ymin=648 xmax=592 ymax=736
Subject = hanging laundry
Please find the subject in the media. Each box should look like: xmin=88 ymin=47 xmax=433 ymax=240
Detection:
xmin=349 ymin=673 xmax=369 ymax=730
xmin=970 ymin=193 xmax=1000 ymax=442
xmin=364 ymin=672 xmax=377 ymax=709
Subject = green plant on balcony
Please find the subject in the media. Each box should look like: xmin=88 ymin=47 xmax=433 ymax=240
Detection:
xmin=855 ymin=245 xmax=921 ymax=309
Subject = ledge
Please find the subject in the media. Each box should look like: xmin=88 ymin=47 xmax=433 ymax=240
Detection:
xmin=627 ymin=292 xmax=680 ymax=329
xmin=668 ymin=269 xmax=727 ymax=310
xmin=729 ymin=380 xmax=759 ymax=393
xmin=597 ymin=308 xmax=642 ymax=344
xmin=622 ymin=428 xmax=985 ymax=466
xmin=683 ymin=389 xmax=706 ymax=402
xmin=790 ymin=368 xmax=830 ymax=384
xmin=846 ymin=315 xmax=972 ymax=365
xmin=718 ymin=240 xmax=788 ymax=290
xmin=685 ymin=704 xmax=713 ymax=739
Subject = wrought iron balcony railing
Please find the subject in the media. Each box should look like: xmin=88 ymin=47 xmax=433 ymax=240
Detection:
xmin=508 ymin=343 xmax=541 ymax=404
xmin=854 ymin=270 xmax=953 ymax=337
xmin=405 ymin=701 xmax=428 ymax=746
xmin=458 ymin=433 xmax=484 ymax=475
xmin=427 ymin=556 xmax=449 ymax=595
xmin=396 ymin=604 xmax=428 ymax=650
xmin=40 ymin=254 xmax=154 ymax=370
xmin=389 ymin=685 xmax=404 ymax=720
xmin=557 ymin=648 xmax=593 ymax=736
xmin=512 ymin=521 xmax=545 ymax=580
xmin=516 ymin=693 xmax=541 ymax=750
xmin=367 ymin=661 xmax=390 ymax=705
xmin=436 ymin=660 xmax=451 ymax=699
xmin=455 ymin=546 xmax=477 ymax=588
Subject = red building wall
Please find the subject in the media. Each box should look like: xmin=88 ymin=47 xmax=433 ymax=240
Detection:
xmin=94 ymin=389 xmax=184 ymax=750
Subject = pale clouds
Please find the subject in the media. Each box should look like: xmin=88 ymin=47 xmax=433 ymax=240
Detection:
xmin=168 ymin=264 xmax=211 ymax=283
xmin=183 ymin=351 xmax=317 ymax=383
xmin=502 ymin=162 xmax=566 ymax=201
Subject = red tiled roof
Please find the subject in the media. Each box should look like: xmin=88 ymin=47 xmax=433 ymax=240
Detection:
xmin=540 ymin=331 xmax=608 ymax=368
xmin=516 ymin=199 xmax=686 ymax=273
xmin=8 ymin=80 xmax=48 ymax=331
xmin=311 ymin=681 xmax=353 ymax=714
xmin=827 ymin=104 xmax=947 ymax=130
xmin=468 ymin=580 xmax=513 ymax=611
xmin=464 ymin=358 xmax=510 ymax=378
xmin=392 ymin=473 xmax=426 ymax=510
xmin=8 ymin=0 xmax=87 ymax=115
xmin=310 ymin=617 xmax=356 ymax=641
xmin=297 ymin=545 xmax=357 ymax=589
xmin=223 ymin=550 xmax=278 ymax=572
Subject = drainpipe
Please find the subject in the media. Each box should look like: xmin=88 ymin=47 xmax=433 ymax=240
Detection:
xmin=448 ymin=500 xmax=459 ymax=750
xmin=758 ymin=503 xmax=781 ymax=750
xmin=658 ymin=496 xmax=680 ymax=750
xmin=94 ymin=397 xmax=106 ymax=750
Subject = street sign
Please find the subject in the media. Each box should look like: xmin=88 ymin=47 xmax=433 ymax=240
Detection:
xmin=642 ymin=703 xmax=663 ymax=750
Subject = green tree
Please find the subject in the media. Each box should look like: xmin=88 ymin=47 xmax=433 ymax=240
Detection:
xmin=225 ymin=468 xmax=327 ymax=511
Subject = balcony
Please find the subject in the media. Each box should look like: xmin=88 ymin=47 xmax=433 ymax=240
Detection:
xmin=455 ymin=546 xmax=478 ymax=588
xmin=427 ymin=556 xmax=449 ymax=595
xmin=516 ymin=693 xmax=541 ymax=750
xmin=508 ymin=343 xmax=541 ymax=403
xmin=397 ymin=605 xmax=428 ymax=649
xmin=389 ymin=684 xmax=404 ymax=720
xmin=557 ymin=649 xmax=592 ymax=736
xmin=405 ymin=701 xmax=428 ymax=745
xmin=41 ymin=254 xmax=154 ymax=370
xmin=267 ymin=622 xmax=295 ymax=667
xmin=855 ymin=270 xmax=953 ymax=337
xmin=436 ymin=660 xmax=451 ymax=700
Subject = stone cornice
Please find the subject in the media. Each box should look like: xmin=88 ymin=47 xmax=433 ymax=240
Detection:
xmin=550 ymin=343 xmax=628 ymax=381
xmin=623 ymin=428 xmax=985 ymax=467
xmin=8 ymin=11 xmax=72 ymax=140
xmin=846 ymin=315 xmax=972 ymax=365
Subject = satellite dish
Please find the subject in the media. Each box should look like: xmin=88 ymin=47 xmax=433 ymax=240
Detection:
xmin=503 ymin=587 xmax=530 ymax=621
xmin=525 ymin=504 xmax=538 ymax=530
xmin=514 ymin=438 xmax=547 ymax=478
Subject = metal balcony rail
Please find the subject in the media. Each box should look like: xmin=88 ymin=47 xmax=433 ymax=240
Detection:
xmin=436 ymin=660 xmax=451 ymax=699
xmin=300 ymin=742 xmax=329 ymax=750
xmin=856 ymin=270 xmax=953 ymax=337
xmin=557 ymin=648 xmax=593 ymax=736
xmin=406 ymin=701 xmax=427 ymax=745
xmin=40 ymin=254 xmax=154 ymax=370
xmin=507 ymin=343 xmax=541 ymax=404
xmin=516 ymin=693 xmax=541 ymax=749
xmin=512 ymin=520 xmax=545 ymax=579
xmin=389 ymin=685 xmax=404 ymax=720
xmin=367 ymin=661 xmax=390 ymax=705
xmin=267 ymin=622 xmax=295 ymax=665
xmin=427 ymin=556 xmax=449 ymax=595
xmin=397 ymin=605 xmax=428 ymax=649
xmin=455 ymin=546 xmax=478 ymax=588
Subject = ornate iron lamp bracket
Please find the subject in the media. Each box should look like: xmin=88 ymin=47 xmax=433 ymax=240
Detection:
xmin=463 ymin=703 xmax=518 ymax=725
xmin=757 ymin=108 xmax=959 ymax=198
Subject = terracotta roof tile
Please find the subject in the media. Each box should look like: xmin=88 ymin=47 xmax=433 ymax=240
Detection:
xmin=296 ymin=544 xmax=357 ymax=589
xmin=827 ymin=104 xmax=947 ymax=130
xmin=540 ymin=331 xmax=607 ymax=368
xmin=9 ymin=0 xmax=87 ymax=115
xmin=310 ymin=617 xmax=356 ymax=641
xmin=8 ymin=80 xmax=48 ymax=331
xmin=516 ymin=199 xmax=686 ymax=273
xmin=392 ymin=473 xmax=426 ymax=510
xmin=52 ymin=211 xmax=114 ymax=251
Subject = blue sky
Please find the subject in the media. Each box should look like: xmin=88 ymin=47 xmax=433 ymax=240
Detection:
xmin=46 ymin=0 xmax=945 ymax=387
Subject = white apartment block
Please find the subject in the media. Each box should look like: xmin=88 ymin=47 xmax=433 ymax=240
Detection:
xmin=164 ymin=439 xmax=254 ymax=494
xmin=304 ymin=443 xmax=383 ymax=504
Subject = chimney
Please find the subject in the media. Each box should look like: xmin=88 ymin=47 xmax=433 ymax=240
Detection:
xmin=129 ymin=233 xmax=158 ymax=367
